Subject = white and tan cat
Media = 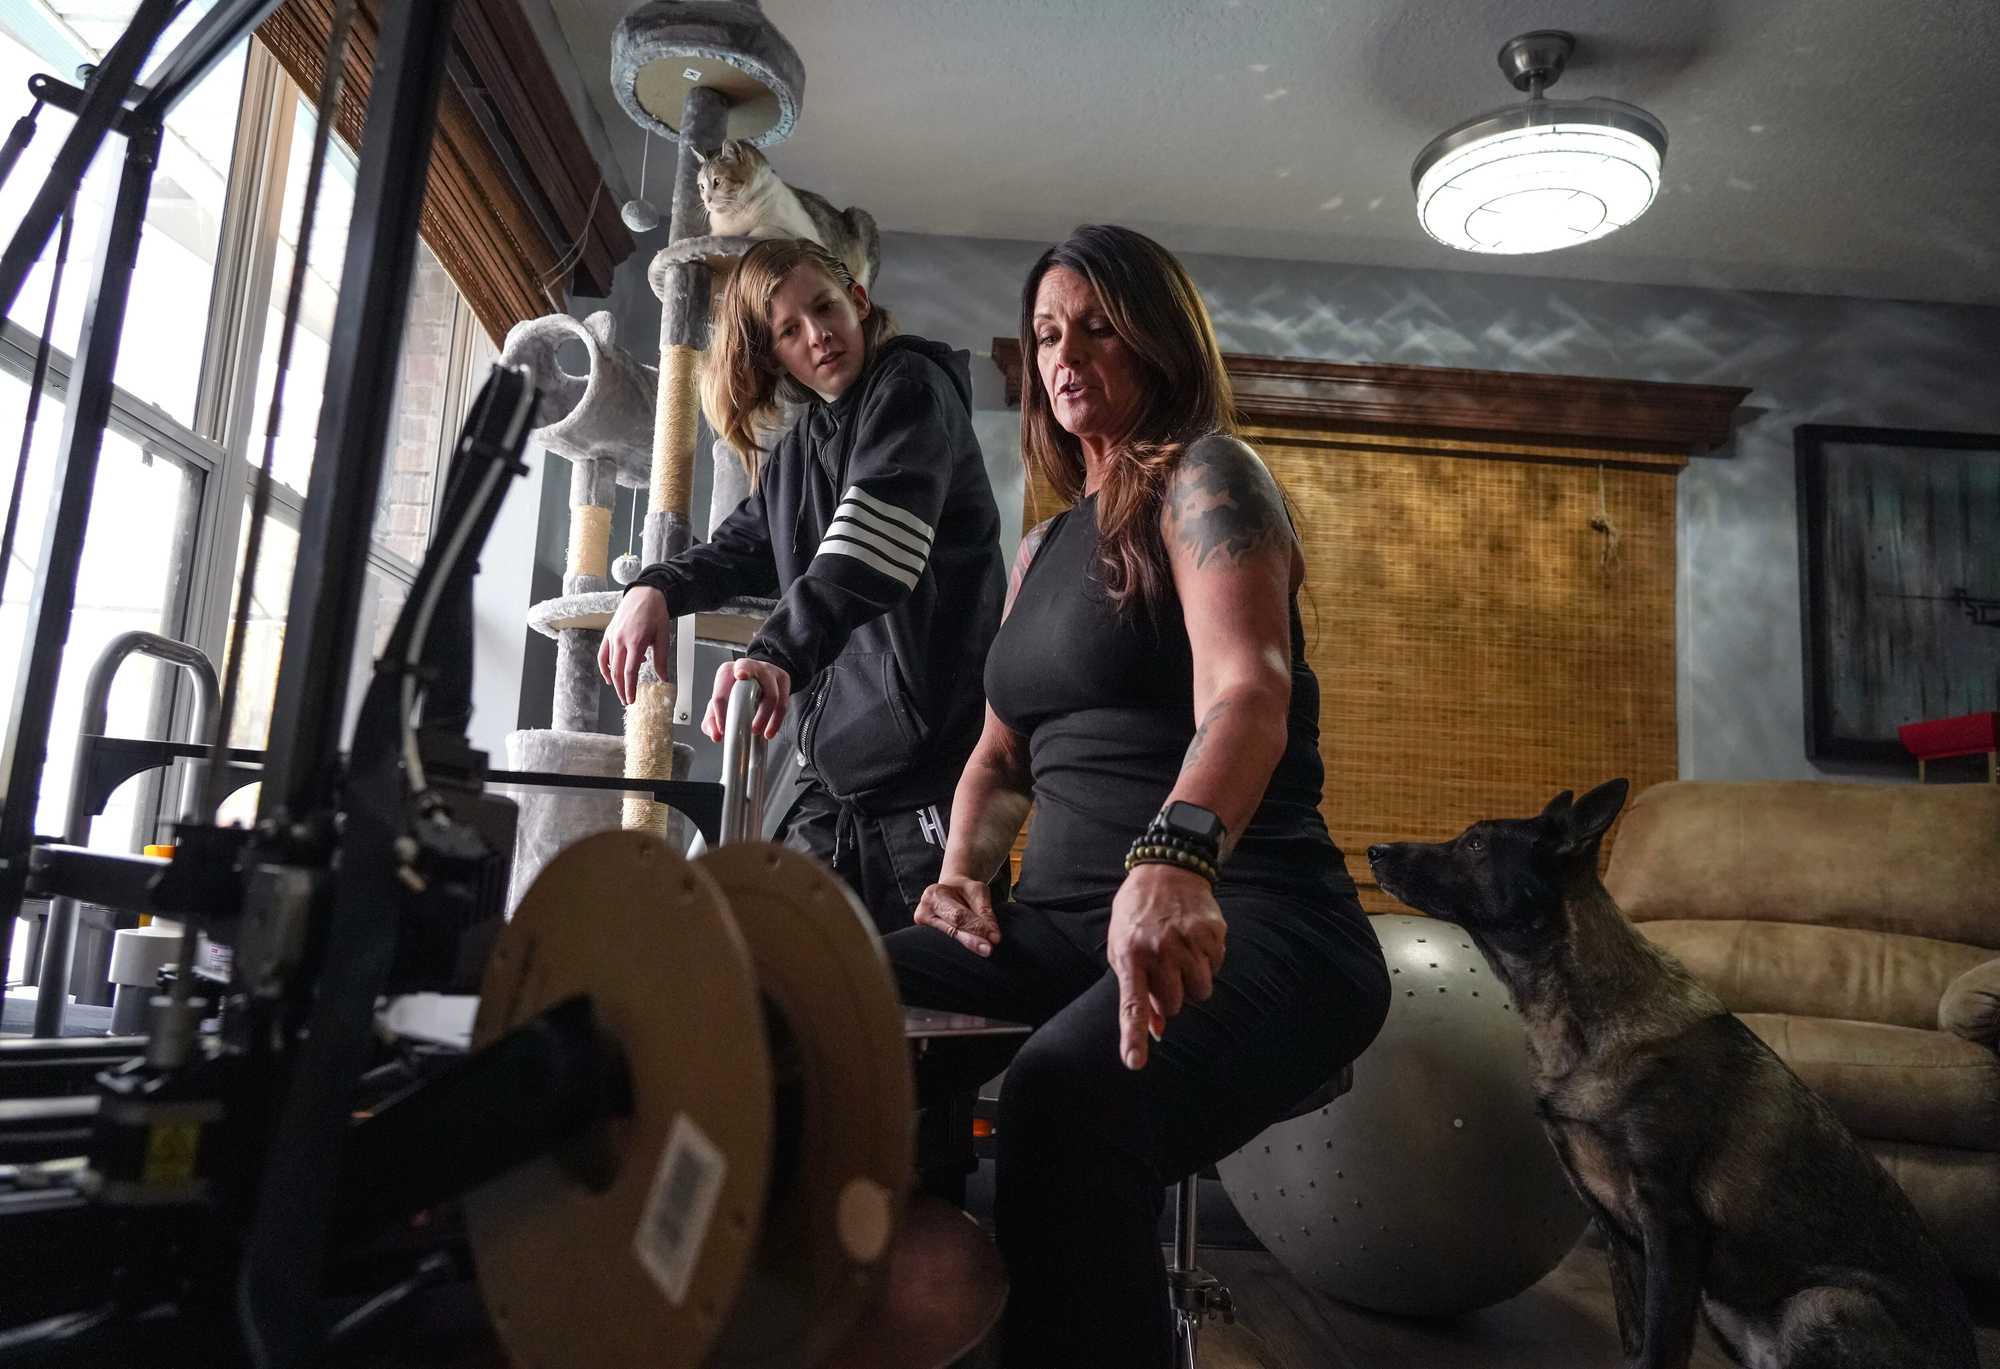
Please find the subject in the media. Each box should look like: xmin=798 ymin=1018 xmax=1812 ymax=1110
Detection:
xmin=695 ymin=139 xmax=879 ymax=290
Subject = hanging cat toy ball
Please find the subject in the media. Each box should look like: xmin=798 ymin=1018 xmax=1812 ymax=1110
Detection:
xmin=620 ymin=133 xmax=662 ymax=234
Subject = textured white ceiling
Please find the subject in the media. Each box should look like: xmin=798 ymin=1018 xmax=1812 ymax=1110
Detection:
xmin=546 ymin=0 xmax=2000 ymax=305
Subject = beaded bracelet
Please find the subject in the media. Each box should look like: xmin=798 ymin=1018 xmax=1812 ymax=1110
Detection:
xmin=1134 ymin=827 xmax=1220 ymax=865
xmin=1123 ymin=841 xmax=1220 ymax=885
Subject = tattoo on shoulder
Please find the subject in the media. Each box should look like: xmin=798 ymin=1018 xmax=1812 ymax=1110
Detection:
xmin=1008 ymin=520 xmax=1056 ymax=584
xmin=1016 ymin=520 xmax=1051 ymax=575
xmin=1166 ymin=438 xmax=1290 ymax=568
xmin=1006 ymin=519 xmax=1053 ymax=607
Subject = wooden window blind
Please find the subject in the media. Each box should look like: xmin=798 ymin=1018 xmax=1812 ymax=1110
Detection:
xmin=992 ymin=341 xmax=1745 ymax=908
xmin=257 ymin=0 xmax=633 ymax=342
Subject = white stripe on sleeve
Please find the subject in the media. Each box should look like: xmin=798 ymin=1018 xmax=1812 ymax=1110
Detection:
xmin=827 ymin=508 xmax=930 ymax=559
xmin=840 ymin=485 xmax=934 ymax=544
xmin=823 ymin=518 xmax=928 ymax=575
xmin=830 ymin=500 xmax=932 ymax=558
xmin=815 ymin=542 xmax=920 ymax=589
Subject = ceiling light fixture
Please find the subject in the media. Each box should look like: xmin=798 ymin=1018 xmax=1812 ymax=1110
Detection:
xmin=1411 ymin=31 xmax=1667 ymax=255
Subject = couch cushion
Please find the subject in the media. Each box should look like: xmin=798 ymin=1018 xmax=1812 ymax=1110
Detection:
xmin=1640 ymin=920 xmax=1996 ymax=1031
xmin=1738 ymin=1013 xmax=2000 ymax=1154
xmin=1604 ymin=781 xmax=2000 ymax=949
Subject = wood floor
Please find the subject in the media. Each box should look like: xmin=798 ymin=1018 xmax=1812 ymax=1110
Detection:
xmin=1193 ymin=1240 xmax=2000 ymax=1369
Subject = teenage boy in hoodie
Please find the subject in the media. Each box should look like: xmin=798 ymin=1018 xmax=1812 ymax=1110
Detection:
xmin=602 ymin=238 xmax=1005 ymax=935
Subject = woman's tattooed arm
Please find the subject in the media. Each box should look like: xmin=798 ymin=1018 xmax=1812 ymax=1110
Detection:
xmin=1157 ymin=437 xmax=1297 ymax=861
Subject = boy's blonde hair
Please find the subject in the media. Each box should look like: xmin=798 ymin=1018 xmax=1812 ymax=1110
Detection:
xmin=700 ymin=238 xmax=897 ymax=484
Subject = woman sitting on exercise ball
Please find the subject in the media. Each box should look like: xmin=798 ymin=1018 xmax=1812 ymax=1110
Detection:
xmin=600 ymin=238 xmax=1005 ymax=935
xmin=884 ymin=224 xmax=1390 ymax=1367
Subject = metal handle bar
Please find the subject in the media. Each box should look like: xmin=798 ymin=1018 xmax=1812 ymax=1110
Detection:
xmin=717 ymin=675 xmax=768 ymax=847
xmin=33 ymin=631 xmax=220 ymax=1037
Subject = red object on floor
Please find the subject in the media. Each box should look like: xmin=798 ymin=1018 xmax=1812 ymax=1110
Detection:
xmin=1897 ymin=711 xmax=1999 ymax=760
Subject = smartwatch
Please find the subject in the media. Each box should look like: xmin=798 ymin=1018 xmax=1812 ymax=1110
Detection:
xmin=1153 ymin=800 xmax=1226 ymax=861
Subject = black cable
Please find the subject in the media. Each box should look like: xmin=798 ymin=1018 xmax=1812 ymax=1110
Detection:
xmin=0 ymin=94 xmax=43 ymax=197
xmin=0 ymin=191 xmax=73 ymax=611
xmin=392 ymin=371 xmax=533 ymax=799
xmin=0 ymin=0 xmax=179 ymax=324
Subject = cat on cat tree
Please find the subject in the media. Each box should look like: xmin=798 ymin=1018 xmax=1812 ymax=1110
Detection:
xmin=696 ymin=138 xmax=879 ymax=289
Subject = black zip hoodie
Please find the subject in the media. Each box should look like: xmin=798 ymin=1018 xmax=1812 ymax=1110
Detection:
xmin=630 ymin=335 xmax=1005 ymax=813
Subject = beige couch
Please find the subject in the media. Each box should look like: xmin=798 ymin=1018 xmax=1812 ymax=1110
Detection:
xmin=1603 ymin=780 xmax=2000 ymax=1282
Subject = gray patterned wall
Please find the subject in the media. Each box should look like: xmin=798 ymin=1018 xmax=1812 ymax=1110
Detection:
xmin=872 ymin=229 xmax=2000 ymax=783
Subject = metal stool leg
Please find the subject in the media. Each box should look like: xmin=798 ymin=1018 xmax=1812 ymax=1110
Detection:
xmin=1166 ymin=1172 xmax=1232 ymax=1367
xmin=1164 ymin=1066 xmax=1352 ymax=1365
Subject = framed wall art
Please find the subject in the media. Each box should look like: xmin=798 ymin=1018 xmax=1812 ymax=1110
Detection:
xmin=1795 ymin=424 xmax=2000 ymax=764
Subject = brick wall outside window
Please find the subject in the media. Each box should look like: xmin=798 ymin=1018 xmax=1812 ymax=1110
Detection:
xmin=376 ymin=243 xmax=458 ymax=564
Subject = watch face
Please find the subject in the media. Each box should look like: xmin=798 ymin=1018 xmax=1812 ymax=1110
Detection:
xmin=1163 ymin=802 xmax=1223 ymax=842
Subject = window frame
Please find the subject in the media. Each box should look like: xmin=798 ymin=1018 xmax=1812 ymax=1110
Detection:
xmin=2 ymin=29 xmax=491 ymax=851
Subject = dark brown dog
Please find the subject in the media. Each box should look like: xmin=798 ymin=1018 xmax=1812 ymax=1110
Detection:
xmin=1366 ymin=780 xmax=1975 ymax=1369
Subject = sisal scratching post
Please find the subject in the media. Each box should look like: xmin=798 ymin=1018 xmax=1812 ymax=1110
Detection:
xmin=651 ymin=344 xmax=701 ymax=524
xmin=566 ymin=459 xmax=615 ymax=590
xmin=621 ymin=679 xmax=678 ymax=831
xmin=624 ymin=337 xmax=704 ymax=832
xmin=612 ymin=0 xmax=805 ymax=836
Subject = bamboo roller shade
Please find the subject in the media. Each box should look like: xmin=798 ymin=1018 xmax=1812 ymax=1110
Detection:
xmin=1014 ymin=425 xmax=1682 ymax=912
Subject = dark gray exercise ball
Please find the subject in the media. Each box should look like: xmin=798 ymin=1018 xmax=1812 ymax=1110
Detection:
xmin=1215 ymin=915 xmax=1586 ymax=1316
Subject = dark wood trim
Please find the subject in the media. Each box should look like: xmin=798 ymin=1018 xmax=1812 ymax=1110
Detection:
xmin=1236 ymin=430 xmax=1690 ymax=473
xmin=259 ymin=0 xmax=634 ymax=342
xmin=991 ymin=338 xmax=1747 ymax=454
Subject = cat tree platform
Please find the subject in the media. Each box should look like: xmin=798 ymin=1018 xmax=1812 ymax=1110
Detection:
xmin=647 ymin=234 xmax=767 ymax=294
xmin=528 ymin=591 xmax=774 ymax=649
xmin=612 ymin=1 xmax=804 ymax=147
xmin=499 ymin=312 xmax=655 ymax=488
xmin=528 ymin=591 xmax=623 ymax=637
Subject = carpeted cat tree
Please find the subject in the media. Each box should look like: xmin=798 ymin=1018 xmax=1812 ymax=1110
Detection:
xmin=495 ymin=308 xmax=673 ymax=907
xmin=496 ymin=2 xmax=824 ymax=908
xmin=491 ymin=0 xmax=808 ymax=906
xmin=610 ymin=0 xmax=804 ymax=835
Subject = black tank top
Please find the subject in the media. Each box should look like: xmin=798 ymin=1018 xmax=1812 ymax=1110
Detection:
xmin=986 ymin=489 xmax=1357 ymax=914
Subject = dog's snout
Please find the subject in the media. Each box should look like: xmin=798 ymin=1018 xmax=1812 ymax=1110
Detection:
xmin=1366 ymin=844 xmax=1388 ymax=864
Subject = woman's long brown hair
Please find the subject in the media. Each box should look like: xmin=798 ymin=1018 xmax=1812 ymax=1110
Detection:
xmin=1018 ymin=224 xmax=1235 ymax=617
xmin=701 ymin=238 xmax=896 ymax=484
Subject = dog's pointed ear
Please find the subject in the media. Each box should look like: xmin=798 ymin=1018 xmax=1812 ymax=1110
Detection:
xmin=1532 ymin=791 xmax=1573 ymax=860
xmin=1566 ymin=779 xmax=1630 ymax=848
xmin=1537 ymin=790 xmax=1574 ymax=830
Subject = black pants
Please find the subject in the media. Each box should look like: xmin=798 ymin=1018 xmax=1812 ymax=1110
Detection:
xmin=883 ymin=890 xmax=1388 ymax=1368
xmin=775 ymin=780 xmax=956 ymax=937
